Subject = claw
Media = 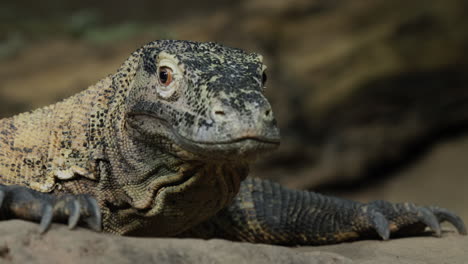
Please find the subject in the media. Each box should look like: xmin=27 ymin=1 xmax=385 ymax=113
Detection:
xmin=0 ymin=190 xmax=5 ymax=209
xmin=39 ymin=204 xmax=53 ymax=233
xmin=418 ymin=207 xmax=441 ymax=237
xmin=370 ymin=211 xmax=390 ymax=240
xmin=431 ymin=207 xmax=467 ymax=235
xmin=83 ymin=197 xmax=102 ymax=232
xmin=67 ymin=200 xmax=80 ymax=229
xmin=0 ymin=184 xmax=102 ymax=233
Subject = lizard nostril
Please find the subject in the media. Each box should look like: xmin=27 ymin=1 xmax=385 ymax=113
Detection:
xmin=210 ymin=100 xmax=231 ymax=121
xmin=265 ymin=109 xmax=271 ymax=116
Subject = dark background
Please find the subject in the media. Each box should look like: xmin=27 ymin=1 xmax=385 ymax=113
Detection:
xmin=1 ymin=0 xmax=467 ymax=222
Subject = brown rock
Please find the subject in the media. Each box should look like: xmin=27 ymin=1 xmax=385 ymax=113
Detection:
xmin=0 ymin=220 xmax=349 ymax=264
xmin=300 ymin=232 xmax=467 ymax=264
xmin=0 ymin=220 xmax=466 ymax=264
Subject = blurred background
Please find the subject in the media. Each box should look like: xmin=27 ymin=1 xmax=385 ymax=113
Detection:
xmin=1 ymin=0 xmax=467 ymax=222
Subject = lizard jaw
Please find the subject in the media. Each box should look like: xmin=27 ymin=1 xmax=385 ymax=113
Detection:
xmin=172 ymin=132 xmax=280 ymax=161
xmin=126 ymin=113 xmax=280 ymax=161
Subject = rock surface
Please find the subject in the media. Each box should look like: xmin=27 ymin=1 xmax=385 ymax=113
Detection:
xmin=0 ymin=220 xmax=466 ymax=264
xmin=302 ymin=231 xmax=468 ymax=264
xmin=0 ymin=220 xmax=348 ymax=264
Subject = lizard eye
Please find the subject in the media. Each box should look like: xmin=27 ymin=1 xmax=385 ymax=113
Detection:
xmin=158 ymin=66 xmax=173 ymax=86
xmin=262 ymin=71 xmax=267 ymax=86
xmin=155 ymin=53 xmax=182 ymax=99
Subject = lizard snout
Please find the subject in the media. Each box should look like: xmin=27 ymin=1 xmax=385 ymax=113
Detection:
xmin=209 ymin=97 xmax=277 ymax=130
xmin=207 ymin=97 xmax=280 ymax=144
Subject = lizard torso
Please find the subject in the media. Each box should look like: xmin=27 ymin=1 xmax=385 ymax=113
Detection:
xmin=0 ymin=78 xmax=112 ymax=193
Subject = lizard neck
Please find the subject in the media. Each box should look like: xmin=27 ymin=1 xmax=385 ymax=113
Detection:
xmin=127 ymin=161 xmax=250 ymax=236
xmin=102 ymin=135 xmax=250 ymax=235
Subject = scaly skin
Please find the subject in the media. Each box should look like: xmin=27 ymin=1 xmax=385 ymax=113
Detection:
xmin=0 ymin=40 xmax=465 ymax=245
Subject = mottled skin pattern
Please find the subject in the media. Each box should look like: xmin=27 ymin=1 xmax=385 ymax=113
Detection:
xmin=0 ymin=40 xmax=465 ymax=245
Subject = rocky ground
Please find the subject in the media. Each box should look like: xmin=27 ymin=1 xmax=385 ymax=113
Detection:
xmin=302 ymin=232 xmax=468 ymax=264
xmin=0 ymin=221 xmax=347 ymax=264
xmin=0 ymin=220 xmax=465 ymax=264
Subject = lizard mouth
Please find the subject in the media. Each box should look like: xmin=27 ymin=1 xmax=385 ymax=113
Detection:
xmin=173 ymin=132 xmax=280 ymax=159
xmin=127 ymin=113 xmax=280 ymax=160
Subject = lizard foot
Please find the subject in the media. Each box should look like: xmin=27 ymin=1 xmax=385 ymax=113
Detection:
xmin=0 ymin=184 xmax=101 ymax=233
xmin=360 ymin=200 xmax=466 ymax=240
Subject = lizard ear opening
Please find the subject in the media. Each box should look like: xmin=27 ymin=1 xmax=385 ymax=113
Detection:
xmin=262 ymin=71 xmax=267 ymax=86
xmin=261 ymin=64 xmax=268 ymax=91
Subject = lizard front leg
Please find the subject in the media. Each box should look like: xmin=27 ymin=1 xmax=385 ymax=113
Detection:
xmin=0 ymin=184 xmax=101 ymax=233
xmin=181 ymin=178 xmax=466 ymax=245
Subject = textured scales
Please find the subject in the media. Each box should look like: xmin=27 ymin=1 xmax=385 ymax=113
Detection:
xmin=0 ymin=77 xmax=112 ymax=192
xmin=0 ymin=40 xmax=465 ymax=245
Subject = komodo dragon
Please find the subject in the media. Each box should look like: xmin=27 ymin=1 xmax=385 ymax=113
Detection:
xmin=0 ymin=40 xmax=465 ymax=245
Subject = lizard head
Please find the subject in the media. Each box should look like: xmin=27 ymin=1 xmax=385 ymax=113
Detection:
xmin=124 ymin=40 xmax=280 ymax=161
